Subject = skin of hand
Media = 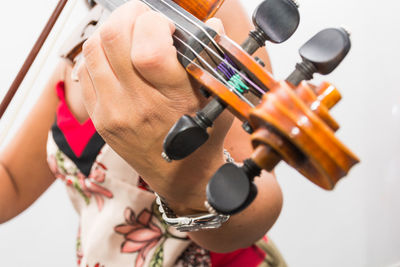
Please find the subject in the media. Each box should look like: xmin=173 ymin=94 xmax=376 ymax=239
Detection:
xmin=77 ymin=0 xmax=233 ymax=212
xmin=77 ymin=0 xmax=283 ymax=252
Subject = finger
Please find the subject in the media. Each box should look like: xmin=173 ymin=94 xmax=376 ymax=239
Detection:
xmin=81 ymin=30 xmax=121 ymax=104
xmin=131 ymin=11 xmax=188 ymax=90
xmin=77 ymin=61 xmax=96 ymax=117
xmin=205 ymin=18 xmax=226 ymax=35
xmin=99 ymin=0 xmax=149 ymax=86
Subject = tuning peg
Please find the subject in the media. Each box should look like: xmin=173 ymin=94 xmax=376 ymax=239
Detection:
xmin=242 ymin=0 xmax=300 ymax=55
xmin=206 ymin=159 xmax=261 ymax=215
xmin=286 ymin=27 xmax=351 ymax=86
xmin=163 ymin=100 xmax=224 ymax=160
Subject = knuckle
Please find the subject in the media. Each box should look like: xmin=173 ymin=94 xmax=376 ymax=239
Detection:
xmin=106 ymin=110 xmax=127 ymax=133
xmin=132 ymin=48 xmax=165 ymax=70
xmin=131 ymin=11 xmax=175 ymax=71
xmin=132 ymin=42 xmax=176 ymax=71
xmin=99 ymin=23 xmax=121 ymax=45
xmin=93 ymin=106 xmax=127 ymax=137
xmin=82 ymin=37 xmax=98 ymax=59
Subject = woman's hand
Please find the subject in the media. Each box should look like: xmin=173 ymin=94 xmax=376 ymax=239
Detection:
xmin=77 ymin=0 xmax=233 ymax=213
xmin=77 ymin=0 xmax=283 ymax=252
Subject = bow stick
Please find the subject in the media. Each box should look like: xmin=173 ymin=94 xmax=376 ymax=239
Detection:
xmin=0 ymin=0 xmax=69 ymax=119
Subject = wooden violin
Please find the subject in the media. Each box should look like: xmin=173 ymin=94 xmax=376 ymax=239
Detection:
xmin=1 ymin=0 xmax=359 ymax=216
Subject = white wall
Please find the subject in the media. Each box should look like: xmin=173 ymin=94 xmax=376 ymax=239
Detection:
xmin=242 ymin=1 xmax=400 ymax=266
xmin=0 ymin=0 xmax=399 ymax=266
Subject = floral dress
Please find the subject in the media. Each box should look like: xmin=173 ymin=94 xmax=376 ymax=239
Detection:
xmin=46 ymin=81 xmax=285 ymax=267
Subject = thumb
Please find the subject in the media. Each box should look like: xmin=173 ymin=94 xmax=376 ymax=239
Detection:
xmin=206 ymin=18 xmax=226 ymax=35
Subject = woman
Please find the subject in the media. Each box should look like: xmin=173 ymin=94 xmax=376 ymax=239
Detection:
xmin=0 ymin=0 xmax=284 ymax=265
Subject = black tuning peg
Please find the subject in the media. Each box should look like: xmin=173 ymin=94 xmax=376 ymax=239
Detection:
xmin=163 ymin=100 xmax=224 ymax=160
xmin=286 ymin=27 xmax=351 ymax=86
xmin=162 ymin=0 xmax=300 ymax=162
xmin=206 ymin=159 xmax=262 ymax=215
xmin=242 ymin=0 xmax=300 ymax=55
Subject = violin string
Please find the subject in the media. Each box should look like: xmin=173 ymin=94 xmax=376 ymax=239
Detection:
xmin=174 ymin=49 xmax=255 ymax=108
xmin=172 ymin=35 xmax=255 ymax=107
xmin=142 ymin=0 xmax=225 ymax=56
xmin=170 ymin=35 xmax=252 ymax=103
xmin=138 ymin=0 xmax=267 ymax=93
xmin=137 ymin=0 xmax=267 ymax=96
xmin=103 ymin=1 xmax=248 ymax=86
xmin=107 ymin=0 xmax=225 ymax=56
xmin=107 ymin=0 xmax=221 ymax=68
xmin=98 ymin=0 xmax=267 ymax=97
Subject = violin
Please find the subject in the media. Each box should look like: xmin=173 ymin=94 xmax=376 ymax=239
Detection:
xmin=1 ymin=0 xmax=359 ymax=216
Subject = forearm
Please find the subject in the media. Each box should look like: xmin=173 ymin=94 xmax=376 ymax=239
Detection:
xmin=0 ymin=62 xmax=63 ymax=223
xmin=183 ymin=172 xmax=281 ymax=253
xmin=0 ymin=129 xmax=56 ymax=224
xmin=159 ymin=145 xmax=282 ymax=253
xmin=0 ymin=162 xmax=19 ymax=223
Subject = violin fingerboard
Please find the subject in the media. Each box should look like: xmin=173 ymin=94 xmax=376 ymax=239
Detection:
xmin=94 ymin=0 xmax=218 ymax=67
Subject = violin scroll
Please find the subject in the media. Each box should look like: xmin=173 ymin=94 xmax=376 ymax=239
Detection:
xmin=207 ymin=79 xmax=359 ymax=215
xmin=205 ymin=28 xmax=358 ymax=215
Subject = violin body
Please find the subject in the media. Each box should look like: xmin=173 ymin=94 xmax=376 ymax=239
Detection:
xmin=173 ymin=0 xmax=225 ymax=21
xmin=188 ymin=33 xmax=359 ymax=190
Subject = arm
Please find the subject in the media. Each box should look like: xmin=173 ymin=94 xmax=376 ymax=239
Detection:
xmin=0 ymin=61 xmax=64 ymax=223
xmin=77 ymin=0 xmax=282 ymax=252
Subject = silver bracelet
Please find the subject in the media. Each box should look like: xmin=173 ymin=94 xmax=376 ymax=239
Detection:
xmin=154 ymin=149 xmax=232 ymax=232
xmin=155 ymin=193 xmax=229 ymax=232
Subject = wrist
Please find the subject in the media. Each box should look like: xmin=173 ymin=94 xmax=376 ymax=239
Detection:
xmin=157 ymin=147 xmax=229 ymax=215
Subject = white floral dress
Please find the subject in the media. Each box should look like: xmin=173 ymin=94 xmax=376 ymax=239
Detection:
xmin=46 ymin=81 xmax=279 ymax=267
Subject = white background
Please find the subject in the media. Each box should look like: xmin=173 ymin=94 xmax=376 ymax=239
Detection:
xmin=0 ymin=0 xmax=400 ymax=266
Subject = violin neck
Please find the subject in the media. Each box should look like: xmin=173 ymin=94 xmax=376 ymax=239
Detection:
xmin=95 ymin=0 xmax=219 ymax=67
